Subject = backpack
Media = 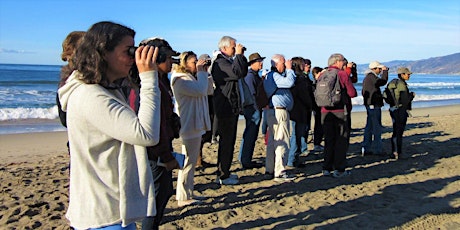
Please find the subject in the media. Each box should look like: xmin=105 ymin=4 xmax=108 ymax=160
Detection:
xmin=255 ymin=79 xmax=270 ymax=110
xmin=383 ymin=79 xmax=399 ymax=107
xmin=313 ymin=68 xmax=342 ymax=107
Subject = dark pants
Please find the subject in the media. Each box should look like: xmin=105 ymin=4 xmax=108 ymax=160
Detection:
xmin=321 ymin=112 xmax=349 ymax=172
xmin=216 ymin=115 xmax=239 ymax=179
xmin=142 ymin=160 xmax=173 ymax=230
xmin=313 ymin=108 xmax=323 ymax=146
xmin=239 ymin=106 xmax=261 ymax=166
xmin=390 ymin=108 xmax=408 ymax=155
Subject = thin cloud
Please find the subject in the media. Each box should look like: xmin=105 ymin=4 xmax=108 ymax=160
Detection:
xmin=0 ymin=48 xmax=35 ymax=54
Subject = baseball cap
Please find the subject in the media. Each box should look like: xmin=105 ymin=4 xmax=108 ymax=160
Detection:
xmin=369 ymin=61 xmax=385 ymax=69
xmin=198 ymin=54 xmax=211 ymax=61
xmin=139 ymin=37 xmax=179 ymax=57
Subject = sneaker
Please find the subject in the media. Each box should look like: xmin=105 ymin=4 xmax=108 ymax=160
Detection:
xmin=313 ymin=145 xmax=324 ymax=152
xmin=273 ymin=172 xmax=296 ymax=182
xmin=332 ymin=170 xmax=351 ymax=178
xmin=217 ymin=177 xmax=239 ymax=185
xmin=322 ymin=170 xmax=332 ymax=177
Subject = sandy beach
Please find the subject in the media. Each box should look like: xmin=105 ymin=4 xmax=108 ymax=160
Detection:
xmin=1 ymin=105 xmax=460 ymax=229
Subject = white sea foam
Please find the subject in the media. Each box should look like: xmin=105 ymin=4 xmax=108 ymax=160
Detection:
xmin=409 ymin=82 xmax=460 ymax=88
xmin=351 ymin=94 xmax=460 ymax=105
xmin=0 ymin=106 xmax=59 ymax=121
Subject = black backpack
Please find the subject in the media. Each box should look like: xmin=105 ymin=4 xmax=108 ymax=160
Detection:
xmin=255 ymin=79 xmax=270 ymax=110
xmin=314 ymin=68 xmax=342 ymax=107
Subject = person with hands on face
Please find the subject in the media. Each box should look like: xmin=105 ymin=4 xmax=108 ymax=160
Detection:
xmin=211 ymin=36 xmax=248 ymax=185
xmin=125 ymin=37 xmax=180 ymax=230
xmin=361 ymin=61 xmax=389 ymax=156
xmin=320 ymin=53 xmax=357 ymax=178
xmin=264 ymin=54 xmax=296 ymax=182
xmin=170 ymin=51 xmax=211 ymax=207
xmin=58 ymin=21 xmax=161 ymax=230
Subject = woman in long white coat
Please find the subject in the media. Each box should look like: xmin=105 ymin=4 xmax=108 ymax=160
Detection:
xmin=170 ymin=51 xmax=211 ymax=207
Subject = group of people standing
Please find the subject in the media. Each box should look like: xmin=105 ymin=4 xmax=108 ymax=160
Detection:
xmin=57 ymin=20 xmax=415 ymax=229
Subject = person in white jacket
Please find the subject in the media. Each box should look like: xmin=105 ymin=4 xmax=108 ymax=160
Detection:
xmin=171 ymin=51 xmax=211 ymax=207
xmin=58 ymin=21 xmax=161 ymax=230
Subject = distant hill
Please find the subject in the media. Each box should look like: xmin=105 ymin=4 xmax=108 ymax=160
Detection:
xmin=357 ymin=52 xmax=460 ymax=75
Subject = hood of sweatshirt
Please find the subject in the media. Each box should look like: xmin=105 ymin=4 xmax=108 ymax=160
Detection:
xmin=58 ymin=70 xmax=84 ymax=113
xmin=364 ymin=69 xmax=378 ymax=77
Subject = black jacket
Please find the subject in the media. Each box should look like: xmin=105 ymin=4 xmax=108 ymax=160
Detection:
xmin=211 ymin=53 xmax=248 ymax=117
xmin=290 ymin=72 xmax=313 ymax=123
xmin=362 ymin=70 xmax=388 ymax=107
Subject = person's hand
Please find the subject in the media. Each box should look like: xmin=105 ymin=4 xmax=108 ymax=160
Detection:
xmin=196 ymin=59 xmax=207 ymax=72
xmin=347 ymin=62 xmax=353 ymax=68
xmin=164 ymin=159 xmax=179 ymax=171
xmin=135 ymin=45 xmax=159 ymax=73
xmin=381 ymin=66 xmax=388 ymax=71
xmin=285 ymin=59 xmax=292 ymax=69
xmin=235 ymin=43 xmax=245 ymax=55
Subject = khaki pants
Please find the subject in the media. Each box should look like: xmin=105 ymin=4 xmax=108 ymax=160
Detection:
xmin=176 ymin=136 xmax=201 ymax=201
xmin=265 ymin=108 xmax=291 ymax=177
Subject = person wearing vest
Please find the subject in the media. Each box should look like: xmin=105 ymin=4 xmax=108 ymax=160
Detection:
xmin=388 ymin=67 xmax=415 ymax=160
xmin=264 ymin=54 xmax=296 ymax=182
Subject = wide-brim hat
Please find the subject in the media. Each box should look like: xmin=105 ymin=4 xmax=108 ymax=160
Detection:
xmin=248 ymin=52 xmax=265 ymax=64
xmin=397 ymin=67 xmax=413 ymax=74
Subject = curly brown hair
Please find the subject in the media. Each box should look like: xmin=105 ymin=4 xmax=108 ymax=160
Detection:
xmin=73 ymin=21 xmax=135 ymax=85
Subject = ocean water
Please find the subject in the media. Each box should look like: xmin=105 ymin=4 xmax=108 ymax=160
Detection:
xmin=1 ymin=63 xmax=460 ymax=134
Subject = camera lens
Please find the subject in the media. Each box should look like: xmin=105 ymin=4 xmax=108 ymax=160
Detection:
xmin=242 ymin=47 xmax=247 ymax=51
xmin=128 ymin=46 xmax=138 ymax=57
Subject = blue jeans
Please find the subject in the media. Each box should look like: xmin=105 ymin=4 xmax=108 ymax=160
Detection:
xmin=288 ymin=120 xmax=309 ymax=166
xmin=362 ymin=106 xmax=383 ymax=154
xmin=238 ymin=106 xmax=261 ymax=166
xmin=261 ymin=109 xmax=268 ymax=135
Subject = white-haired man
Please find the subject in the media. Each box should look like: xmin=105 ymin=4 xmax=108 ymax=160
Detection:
xmin=264 ymin=54 xmax=296 ymax=182
xmin=211 ymin=36 xmax=248 ymax=185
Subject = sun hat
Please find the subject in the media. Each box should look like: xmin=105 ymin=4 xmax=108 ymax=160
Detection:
xmin=397 ymin=67 xmax=413 ymax=74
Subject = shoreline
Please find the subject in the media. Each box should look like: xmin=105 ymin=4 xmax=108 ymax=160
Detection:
xmin=1 ymin=104 xmax=459 ymax=135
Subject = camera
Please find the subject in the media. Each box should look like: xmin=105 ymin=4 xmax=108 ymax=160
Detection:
xmin=205 ymin=60 xmax=211 ymax=65
xmin=242 ymin=47 xmax=247 ymax=51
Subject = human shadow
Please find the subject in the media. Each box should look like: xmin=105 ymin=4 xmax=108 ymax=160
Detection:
xmin=163 ymin=121 xmax=459 ymax=228
xmin=220 ymin=176 xmax=460 ymax=229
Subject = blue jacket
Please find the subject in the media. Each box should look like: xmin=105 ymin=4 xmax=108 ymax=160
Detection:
xmin=264 ymin=69 xmax=296 ymax=110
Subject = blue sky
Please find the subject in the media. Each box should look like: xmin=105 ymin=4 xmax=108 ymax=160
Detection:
xmin=0 ymin=0 xmax=459 ymax=68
